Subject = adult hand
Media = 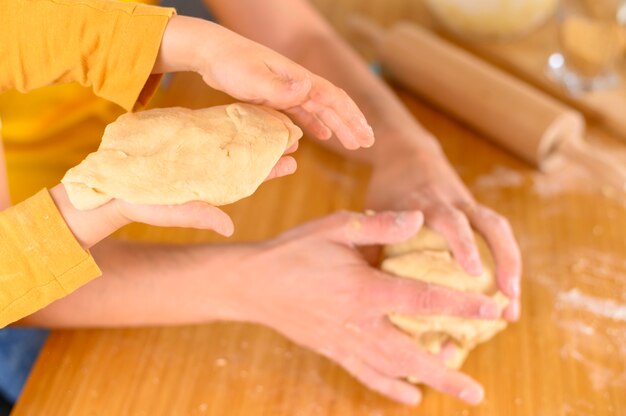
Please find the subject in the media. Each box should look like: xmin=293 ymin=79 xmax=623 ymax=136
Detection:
xmin=219 ymin=211 xmax=502 ymax=405
xmin=366 ymin=143 xmax=522 ymax=321
xmin=154 ymin=16 xmax=375 ymax=150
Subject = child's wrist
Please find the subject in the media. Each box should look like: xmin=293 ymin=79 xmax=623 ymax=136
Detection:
xmin=49 ymin=184 xmax=126 ymax=249
xmin=153 ymin=15 xmax=212 ymax=75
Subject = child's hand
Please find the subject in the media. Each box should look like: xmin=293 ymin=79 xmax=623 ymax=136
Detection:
xmin=154 ymin=16 xmax=375 ymax=150
xmin=48 ymin=151 xmax=296 ymax=250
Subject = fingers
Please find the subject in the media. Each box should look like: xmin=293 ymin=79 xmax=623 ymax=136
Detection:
xmin=374 ymin=274 xmax=500 ymax=319
xmin=338 ymin=355 xmax=422 ymax=406
xmin=434 ymin=341 xmax=461 ymax=365
xmin=286 ymin=106 xmax=332 ymax=141
xmin=465 ymin=205 xmax=522 ymax=321
xmin=323 ymin=210 xmax=423 ymax=246
xmin=117 ymin=201 xmax=234 ymax=237
xmin=503 ymin=299 xmax=520 ymax=322
xmin=265 ymin=156 xmax=297 ymax=181
xmin=425 ymin=205 xmax=483 ymax=276
xmin=284 ymin=141 xmax=299 ymax=155
xmin=363 ymin=323 xmax=484 ymax=405
xmin=247 ymin=59 xmax=374 ymax=150
xmin=303 ymin=102 xmax=362 ymax=150
xmin=303 ymin=75 xmax=375 ymax=149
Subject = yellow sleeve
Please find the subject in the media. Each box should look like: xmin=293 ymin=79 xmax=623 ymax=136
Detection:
xmin=0 ymin=0 xmax=176 ymax=112
xmin=0 ymin=189 xmax=101 ymax=328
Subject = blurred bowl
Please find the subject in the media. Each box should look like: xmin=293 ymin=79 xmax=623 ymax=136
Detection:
xmin=425 ymin=0 xmax=559 ymax=40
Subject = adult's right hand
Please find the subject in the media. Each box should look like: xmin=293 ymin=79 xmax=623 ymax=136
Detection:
xmin=222 ymin=211 xmax=502 ymax=406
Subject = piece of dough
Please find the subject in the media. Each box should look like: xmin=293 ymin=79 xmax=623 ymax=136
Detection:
xmin=62 ymin=103 xmax=302 ymax=210
xmin=381 ymin=227 xmax=509 ymax=370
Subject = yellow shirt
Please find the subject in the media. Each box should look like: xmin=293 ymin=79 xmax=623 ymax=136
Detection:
xmin=0 ymin=0 xmax=175 ymax=327
xmin=0 ymin=0 xmax=161 ymax=147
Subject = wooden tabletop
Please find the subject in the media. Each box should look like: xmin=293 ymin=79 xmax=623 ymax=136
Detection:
xmin=12 ymin=76 xmax=626 ymax=415
xmin=12 ymin=3 xmax=626 ymax=415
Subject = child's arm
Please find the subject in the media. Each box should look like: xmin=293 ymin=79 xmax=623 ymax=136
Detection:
xmin=0 ymin=1 xmax=374 ymax=150
xmin=0 ymin=180 xmax=238 ymax=329
xmin=0 ymin=122 xmax=9 ymax=209
xmin=0 ymin=0 xmax=374 ymax=327
xmin=153 ymin=15 xmax=374 ymax=150
xmin=0 ymin=0 xmax=175 ymax=111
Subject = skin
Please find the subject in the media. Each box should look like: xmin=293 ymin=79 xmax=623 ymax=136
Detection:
xmin=6 ymin=1 xmax=522 ymax=407
xmin=153 ymin=16 xmax=375 ymax=150
xmin=49 ymin=141 xmax=302 ymax=247
xmin=201 ymin=0 xmax=522 ymax=319
xmin=20 ymin=211 xmax=499 ymax=406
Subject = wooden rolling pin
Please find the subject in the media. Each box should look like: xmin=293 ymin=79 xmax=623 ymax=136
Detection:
xmin=348 ymin=17 xmax=626 ymax=191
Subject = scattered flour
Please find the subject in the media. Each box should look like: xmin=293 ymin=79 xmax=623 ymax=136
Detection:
xmin=473 ymin=165 xmax=526 ymax=189
xmin=557 ymin=288 xmax=626 ymax=322
xmin=471 ymin=162 xmax=600 ymax=197
xmin=528 ymin=246 xmax=626 ymax=395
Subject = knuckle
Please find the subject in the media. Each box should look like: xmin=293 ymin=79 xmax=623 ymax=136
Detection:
xmin=484 ymin=209 xmax=510 ymax=231
xmin=433 ymin=205 xmax=467 ymax=229
xmin=370 ymin=211 xmax=394 ymax=229
xmin=476 ymin=206 xmax=498 ymax=221
xmin=320 ymin=88 xmax=339 ymax=106
xmin=391 ymin=352 xmax=418 ymax=377
xmin=449 ymin=210 xmax=470 ymax=229
xmin=331 ymin=210 xmax=354 ymax=225
xmin=494 ymin=216 xmax=510 ymax=231
xmin=357 ymin=281 xmax=385 ymax=308
xmin=415 ymin=286 xmax=439 ymax=311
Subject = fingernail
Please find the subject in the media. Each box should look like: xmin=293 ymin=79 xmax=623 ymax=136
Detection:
xmin=395 ymin=212 xmax=407 ymax=227
xmin=479 ymin=301 xmax=499 ymax=319
xmin=508 ymin=279 xmax=521 ymax=298
xmin=221 ymin=223 xmax=235 ymax=237
xmin=459 ymin=386 xmax=484 ymax=405
xmin=400 ymin=389 xmax=422 ymax=406
xmin=468 ymin=254 xmax=484 ymax=276
xmin=363 ymin=125 xmax=375 ymax=147
xmin=507 ymin=300 xmax=521 ymax=321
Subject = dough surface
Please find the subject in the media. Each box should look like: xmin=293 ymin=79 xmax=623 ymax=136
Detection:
xmin=62 ymin=103 xmax=302 ymax=210
xmin=381 ymin=227 xmax=508 ymax=370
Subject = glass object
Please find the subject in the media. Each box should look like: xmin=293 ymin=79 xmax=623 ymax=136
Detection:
xmin=547 ymin=1 xmax=626 ymax=94
xmin=425 ymin=0 xmax=560 ymax=40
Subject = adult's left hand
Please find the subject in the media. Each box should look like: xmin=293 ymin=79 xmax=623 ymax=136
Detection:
xmin=366 ymin=143 xmax=522 ymax=321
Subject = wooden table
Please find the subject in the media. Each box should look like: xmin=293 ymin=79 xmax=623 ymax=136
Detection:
xmin=12 ymin=3 xmax=626 ymax=416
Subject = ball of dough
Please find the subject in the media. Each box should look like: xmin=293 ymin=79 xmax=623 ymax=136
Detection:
xmin=381 ymin=227 xmax=509 ymax=370
xmin=62 ymin=103 xmax=302 ymax=210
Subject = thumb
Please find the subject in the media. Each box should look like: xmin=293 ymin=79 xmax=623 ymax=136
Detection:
xmin=116 ymin=200 xmax=235 ymax=237
xmin=264 ymin=156 xmax=297 ymax=182
xmin=326 ymin=210 xmax=424 ymax=246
